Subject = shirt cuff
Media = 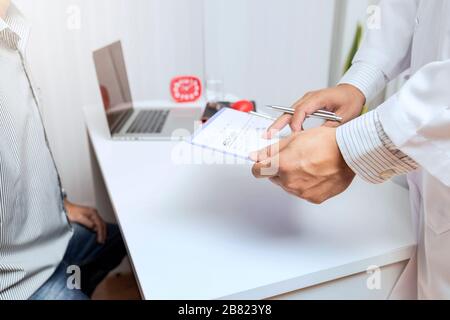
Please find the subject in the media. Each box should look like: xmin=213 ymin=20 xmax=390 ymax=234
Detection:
xmin=336 ymin=110 xmax=418 ymax=184
xmin=339 ymin=62 xmax=387 ymax=103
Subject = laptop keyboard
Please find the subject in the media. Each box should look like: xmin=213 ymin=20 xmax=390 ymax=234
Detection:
xmin=127 ymin=110 xmax=170 ymax=134
xmin=110 ymin=109 xmax=134 ymax=134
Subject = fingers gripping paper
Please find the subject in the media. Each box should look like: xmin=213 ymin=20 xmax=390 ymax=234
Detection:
xmin=190 ymin=108 xmax=280 ymax=160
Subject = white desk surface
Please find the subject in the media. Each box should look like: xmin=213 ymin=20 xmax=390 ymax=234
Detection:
xmin=84 ymin=102 xmax=415 ymax=300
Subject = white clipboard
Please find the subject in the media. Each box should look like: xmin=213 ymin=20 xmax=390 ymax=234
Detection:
xmin=190 ymin=108 xmax=282 ymax=160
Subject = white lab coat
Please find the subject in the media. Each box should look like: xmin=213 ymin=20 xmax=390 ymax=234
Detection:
xmin=354 ymin=0 xmax=450 ymax=299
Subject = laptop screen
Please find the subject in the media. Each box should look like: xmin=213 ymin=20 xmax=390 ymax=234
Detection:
xmin=93 ymin=41 xmax=134 ymax=133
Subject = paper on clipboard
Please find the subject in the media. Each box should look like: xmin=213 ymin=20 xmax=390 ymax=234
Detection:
xmin=190 ymin=108 xmax=282 ymax=160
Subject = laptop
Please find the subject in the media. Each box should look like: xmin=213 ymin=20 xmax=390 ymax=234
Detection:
xmin=93 ymin=41 xmax=202 ymax=140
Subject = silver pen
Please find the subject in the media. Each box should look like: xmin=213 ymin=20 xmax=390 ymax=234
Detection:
xmin=249 ymin=111 xmax=277 ymax=121
xmin=266 ymin=105 xmax=342 ymax=123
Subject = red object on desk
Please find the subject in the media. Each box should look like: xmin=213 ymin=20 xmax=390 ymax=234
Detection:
xmin=170 ymin=76 xmax=202 ymax=103
xmin=100 ymin=85 xmax=111 ymax=111
xmin=231 ymin=100 xmax=255 ymax=113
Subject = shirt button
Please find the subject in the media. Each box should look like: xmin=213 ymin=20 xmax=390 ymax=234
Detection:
xmin=380 ymin=169 xmax=396 ymax=180
xmin=415 ymin=17 xmax=420 ymax=25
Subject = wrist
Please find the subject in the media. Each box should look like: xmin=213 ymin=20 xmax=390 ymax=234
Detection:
xmin=0 ymin=1 xmax=10 ymax=19
xmin=331 ymin=127 xmax=356 ymax=178
xmin=338 ymin=83 xmax=366 ymax=106
xmin=339 ymin=62 xmax=387 ymax=103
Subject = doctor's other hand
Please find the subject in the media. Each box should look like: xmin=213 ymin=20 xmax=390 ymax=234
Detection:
xmin=251 ymin=127 xmax=356 ymax=204
xmin=65 ymin=200 xmax=107 ymax=244
xmin=265 ymin=84 xmax=365 ymax=138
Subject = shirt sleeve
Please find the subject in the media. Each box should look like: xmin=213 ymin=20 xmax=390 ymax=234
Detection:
xmin=339 ymin=62 xmax=388 ymax=103
xmin=336 ymin=109 xmax=418 ymax=184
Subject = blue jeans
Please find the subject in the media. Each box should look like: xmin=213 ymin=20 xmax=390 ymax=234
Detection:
xmin=29 ymin=223 xmax=127 ymax=300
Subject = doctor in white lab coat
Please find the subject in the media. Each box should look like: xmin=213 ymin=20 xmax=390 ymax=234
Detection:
xmin=252 ymin=0 xmax=450 ymax=299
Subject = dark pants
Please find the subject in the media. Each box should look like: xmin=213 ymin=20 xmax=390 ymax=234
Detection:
xmin=29 ymin=223 xmax=127 ymax=300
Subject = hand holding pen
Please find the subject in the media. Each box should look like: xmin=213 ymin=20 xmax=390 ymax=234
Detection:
xmin=263 ymin=85 xmax=366 ymax=139
xmin=266 ymin=105 xmax=343 ymax=123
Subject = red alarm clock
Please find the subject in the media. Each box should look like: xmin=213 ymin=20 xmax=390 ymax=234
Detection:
xmin=170 ymin=76 xmax=202 ymax=103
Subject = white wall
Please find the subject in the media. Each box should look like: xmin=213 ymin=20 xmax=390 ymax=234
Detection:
xmin=14 ymin=0 xmax=204 ymax=206
xmin=204 ymin=0 xmax=336 ymax=109
xmin=11 ymin=0 xmax=365 ymax=208
xmin=328 ymin=0 xmax=373 ymax=85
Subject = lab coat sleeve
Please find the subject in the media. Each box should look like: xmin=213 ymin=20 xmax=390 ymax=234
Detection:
xmin=378 ymin=60 xmax=450 ymax=187
xmin=336 ymin=109 xmax=419 ymax=184
xmin=339 ymin=0 xmax=419 ymax=102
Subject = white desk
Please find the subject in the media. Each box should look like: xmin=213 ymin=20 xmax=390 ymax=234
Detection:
xmin=84 ymin=102 xmax=415 ymax=300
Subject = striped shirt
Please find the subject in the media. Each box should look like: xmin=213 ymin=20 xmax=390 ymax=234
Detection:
xmin=0 ymin=4 xmax=72 ymax=300
xmin=337 ymin=62 xmax=419 ymax=184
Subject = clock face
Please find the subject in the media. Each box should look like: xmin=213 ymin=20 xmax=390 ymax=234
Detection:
xmin=170 ymin=76 xmax=202 ymax=103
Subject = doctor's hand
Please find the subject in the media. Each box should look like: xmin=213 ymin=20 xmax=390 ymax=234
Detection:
xmin=0 ymin=0 xmax=11 ymax=19
xmin=265 ymin=84 xmax=365 ymax=138
xmin=251 ymin=127 xmax=356 ymax=204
